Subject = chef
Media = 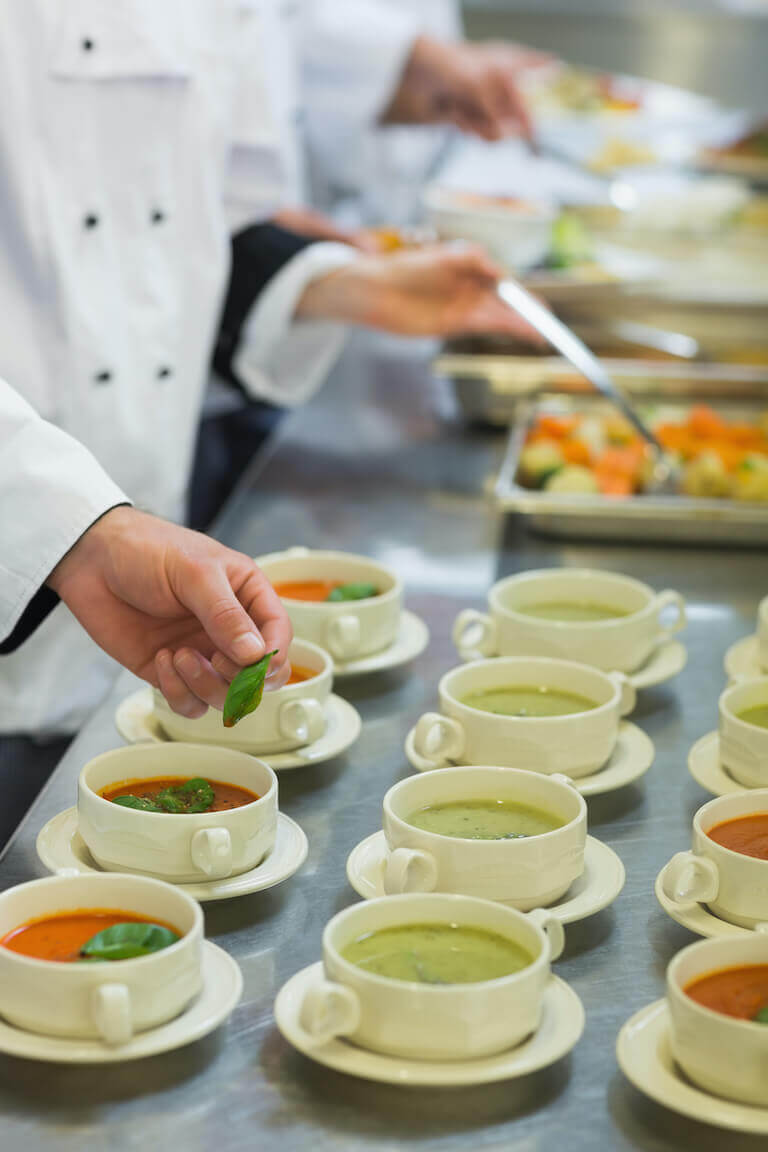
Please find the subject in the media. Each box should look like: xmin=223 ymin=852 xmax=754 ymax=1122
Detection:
xmin=0 ymin=1 xmax=533 ymax=838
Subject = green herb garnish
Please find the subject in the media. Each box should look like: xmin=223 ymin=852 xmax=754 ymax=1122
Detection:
xmin=326 ymin=583 xmax=378 ymax=602
xmin=223 ymin=649 xmax=278 ymax=728
xmin=112 ymin=795 xmax=161 ymax=812
xmin=112 ymin=778 xmax=215 ymax=814
xmin=752 ymin=1003 xmax=768 ymax=1024
xmin=80 ymin=923 xmax=180 ymax=961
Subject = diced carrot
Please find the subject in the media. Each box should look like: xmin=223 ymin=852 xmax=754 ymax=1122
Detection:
xmin=688 ymin=405 xmax=726 ymax=439
xmin=536 ymin=415 xmax=580 ymax=439
xmin=595 ymin=447 xmax=643 ymax=477
xmin=596 ymin=474 xmax=633 ymax=497
xmin=718 ymin=423 xmax=766 ymax=448
xmin=561 ymin=439 xmax=592 ymax=466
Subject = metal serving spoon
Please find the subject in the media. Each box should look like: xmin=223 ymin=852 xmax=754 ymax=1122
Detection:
xmin=497 ymin=278 xmax=679 ymax=494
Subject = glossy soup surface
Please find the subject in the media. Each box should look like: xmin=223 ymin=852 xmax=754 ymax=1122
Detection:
xmin=273 ymin=580 xmax=378 ymax=602
xmin=406 ymin=799 xmax=564 ymax=840
xmin=707 ymin=812 xmax=768 ymax=860
xmin=737 ymin=704 xmax=768 ymax=730
xmin=342 ymin=923 xmax=533 ymax=985
xmin=1 ymin=909 xmax=180 ymax=963
xmin=517 ymin=600 xmax=632 ymax=623
xmin=102 ymin=777 xmax=258 ymax=812
xmin=286 ymin=664 xmax=315 ymax=685
xmin=461 ymin=685 xmax=599 ymax=718
xmin=685 ymin=964 xmax=768 ymax=1021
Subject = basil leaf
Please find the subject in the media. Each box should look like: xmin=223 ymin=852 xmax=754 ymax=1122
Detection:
xmin=80 ymin=923 xmax=180 ymax=961
xmin=223 ymin=650 xmax=278 ymax=728
xmin=326 ymin=582 xmax=378 ymax=602
xmin=112 ymin=795 xmax=162 ymax=813
xmin=156 ymin=777 xmax=215 ymax=814
xmin=752 ymin=1004 xmax=768 ymax=1024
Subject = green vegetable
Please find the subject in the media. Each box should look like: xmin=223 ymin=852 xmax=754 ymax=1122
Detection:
xmin=80 ymin=923 xmax=180 ymax=961
xmin=752 ymin=1003 xmax=768 ymax=1024
xmin=223 ymin=649 xmax=278 ymax=728
xmin=112 ymin=778 xmax=215 ymax=814
xmin=326 ymin=582 xmax=378 ymax=602
xmin=549 ymin=213 xmax=593 ymax=270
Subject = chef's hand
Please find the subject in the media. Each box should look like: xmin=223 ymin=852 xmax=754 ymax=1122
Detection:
xmin=46 ymin=507 xmax=292 ymax=718
xmin=383 ymin=37 xmax=549 ymax=142
xmin=296 ymin=244 xmax=546 ymax=343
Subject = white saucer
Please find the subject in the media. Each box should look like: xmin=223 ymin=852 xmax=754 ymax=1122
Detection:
xmin=36 ymin=808 xmax=308 ymax=902
xmin=724 ymin=634 xmax=765 ymax=684
xmin=332 ymin=610 xmax=429 ymax=677
xmin=687 ymin=731 xmax=747 ymax=797
xmin=627 ymin=641 xmax=687 ymax=690
xmin=274 ymin=963 xmax=583 ymax=1087
xmin=115 ymin=687 xmax=361 ymax=771
xmin=617 ymin=999 xmax=768 ymax=1134
xmin=0 ymin=941 xmax=241 ymax=1064
xmin=346 ymin=832 xmax=624 ymax=924
xmin=654 ymin=866 xmax=758 ymax=939
xmin=405 ymin=721 xmax=654 ymax=798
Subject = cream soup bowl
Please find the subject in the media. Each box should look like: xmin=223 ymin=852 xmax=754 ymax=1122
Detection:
xmin=719 ymin=677 xmax=768 ymax=789
xmin=296 ymin=893 xmax=564 ymax=1060
xmin=153 ymin=639 xmax=332 ymax=753
xmin=668 ymin=935 xmax=768 ymax=1106
xmin=758 ymin=595 xmax=768 ymax=672
xmin=381 ymin=766 xmax=587 ymax=909
xmin=256 ymin=547 xmax=402 ymax=662
xmin=0 ymin=874 xmax=202 ymax=1044
xmin=411 ymin=658 xmax=636 ymax=779
xmin=660 ymin=790 xmax=768 ymax=929
xmin=78 ymin=744 xmax=277 ymax=882
xmin=453 ymin=569 xmax=686 ymax=673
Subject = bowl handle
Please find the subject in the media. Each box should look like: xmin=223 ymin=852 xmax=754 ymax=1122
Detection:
xmin=91 ymin=982 xmax=132 ymax=1046
xmin=654 ymin=590 xmax=687 ymax=643
xmin=452 ymin=610 xmax=498 ymax=661
xmin=191 ymin=827 xmax=233 ymax=879
xmin=526 ymin=908 xmax=565 ymax=962
xmin=325 ymin=614 xmax=361 ymax=660
xmin=608 ymin=671 xmax=636 ymax=717
xmin=382 ymin=847 xmax=439 ymax=894
xmin=298 ymin=978 xmax=360 ymax=1047
xmin=412 ymin=713 xmax=465 ymax=769
xmin=660 ymin=850 xmax=719 ymax=906
xmin=279 ymin=698 xmax=326 ymax=745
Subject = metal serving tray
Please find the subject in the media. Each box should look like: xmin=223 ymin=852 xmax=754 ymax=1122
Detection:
xmin=494 ymin=395 xmax=768 ymax=546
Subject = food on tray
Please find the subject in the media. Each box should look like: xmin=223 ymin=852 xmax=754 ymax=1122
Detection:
xmin=532 ymin=68 xmax=642 ymax=114
xmin=274 ymin=580 xmax=379 ymax=602
xmin=737 ymin=704 xmax=768 ymax=730
xmin=685 ymin=964 xmax=768 ymax=1023
xmin=101 ymin=776 xmax=259 ymax=813
xmin=341 ymin=923 xmax=533 ymax=984
xmin=519 ymin=405 xmax=768 ymax=501
xmin=589 ymin=137 xmax=656 ymax=173
xmin=518 ymin=600 xmax=631 ymax=622
xmin=1 ymin=910 xmax=180 ymax=963
xmin=548 ymin=213 xmax=595 ymax=270
xmin=707 ymin=812 xmax=768 ymax=860
xmin=460 ymin=685 xmax=598 ymax=718
xmin=705 ymin=124 xmax=768 ymax=163
xmin=441 ymin=191 xmax=542 ymax=214
xmin=405 ymin=799 xmax=564 ymax=840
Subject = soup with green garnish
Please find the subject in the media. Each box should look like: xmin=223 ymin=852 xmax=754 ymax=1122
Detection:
xmin=736 ymin=704 xmax=768 ymax=730
xmin=685 ymin=964 xmax=768 ymax=1024
xmin=341 ymin=923 xmax=533 ymax=984
xmin=405 ymin=799 xmax=564 ymax=840
xmin=517 ymin=600 xmax=631 ymax=623
xmin=461 ymin=686 xmax=599 ymax=718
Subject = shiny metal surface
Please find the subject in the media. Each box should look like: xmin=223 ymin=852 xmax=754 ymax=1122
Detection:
xmin=1 ymin=333 xmax=767 ymax=1150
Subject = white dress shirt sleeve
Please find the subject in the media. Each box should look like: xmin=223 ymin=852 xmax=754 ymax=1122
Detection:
xmin=232 ymin=241 xmax=358 ymax=409
xmin=0 ymin=378 xmax=129 ymax=642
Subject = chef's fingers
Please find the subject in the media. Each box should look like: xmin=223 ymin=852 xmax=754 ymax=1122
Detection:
xmin=463 ymin=295 xmax=547 ymax=344
xmin=486 ymin=65 xmax=534 ymax=141
xmin=172 ymin=648 xmax=230 ymax=711
xmin=234 ymin=567 xmax=294 ymax=676
xmin=174 ymin=557 xmax=269 ymax=668
xmin=155 ymin=648 xmax=208 ymax=718
xmin=211 ymin=649 xmax=293 ymax=692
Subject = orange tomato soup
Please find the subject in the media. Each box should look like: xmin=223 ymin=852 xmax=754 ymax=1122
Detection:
xmin=1 ymin=909 xmax=179 ymax=963
xmin=707 ymin=813 xmax=768 ymax=860
xmin=101 ymin=777 xmax=258 ymax=811
xmin=685 ymin=964 xmax=768 ymax=1020
xmin=273 ymin=580 xmax=344 ymax=602
xmin=287 ymin=664 xmax=316 ymax=685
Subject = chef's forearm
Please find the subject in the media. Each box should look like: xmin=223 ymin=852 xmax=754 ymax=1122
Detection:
xmin=0 ymin=380 xmax=129 ymax=652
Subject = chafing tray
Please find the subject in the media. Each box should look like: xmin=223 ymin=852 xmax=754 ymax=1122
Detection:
xmin=494 ymin=395 xmax=768 ymax=546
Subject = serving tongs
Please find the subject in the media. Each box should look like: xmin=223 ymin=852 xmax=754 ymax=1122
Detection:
xmin=497 ymin=278 xmax=679 ymax=495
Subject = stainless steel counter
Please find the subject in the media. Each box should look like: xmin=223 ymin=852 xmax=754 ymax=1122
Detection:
xmin=2 ymin=333 xmax=767 ymax=1151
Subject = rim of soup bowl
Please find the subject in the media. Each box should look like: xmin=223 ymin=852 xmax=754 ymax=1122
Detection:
xmin=719 ymin=678 xmax=768 ymax=733
xmin=438 ymin=657 xmax=622 ymax=726
xmin=80 ymin=744 xmax=277 ymax=821
xmin=322 ymin=893 xmax=550 ymax=995
xmin=489 ymin=569 xmax=656 ymax=630
xmin=384 ymin=766 xmax=586 ymax=847
xmin=0 ymin=874 xmax=202 ymax=971
xmin=258 ymin=549 xmax=403 ymax=609
xmin=423 ymin=186 xmax=557 ymax=223
xmin=668 ymin=936 xmax=768 ymax=1035
xmin=693 ymin=790 xmax=768 ymax=866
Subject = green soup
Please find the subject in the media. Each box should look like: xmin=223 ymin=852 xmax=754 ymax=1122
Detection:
xmin=461 ymin=685 xmax=599 ymax=718
xmin=341 ymin=923 xmax=533 ymax=985
xmin=406 ymin=799 xmax=563 ymax=840
xmin=518 ymin=600 xmax=631 ymax=623
xmin=737 ymin=704 xmax=768 ymax=730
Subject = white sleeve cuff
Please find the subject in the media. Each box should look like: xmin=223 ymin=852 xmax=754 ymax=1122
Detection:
xmin=232 ymin=242 xmax=358 ymax=409
xmin=0 ymin=380 xmax=129 ymax=641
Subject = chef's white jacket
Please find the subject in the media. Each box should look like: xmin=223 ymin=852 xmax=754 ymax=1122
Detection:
xmin=0 ymin=0 xmax=354 ymax=734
